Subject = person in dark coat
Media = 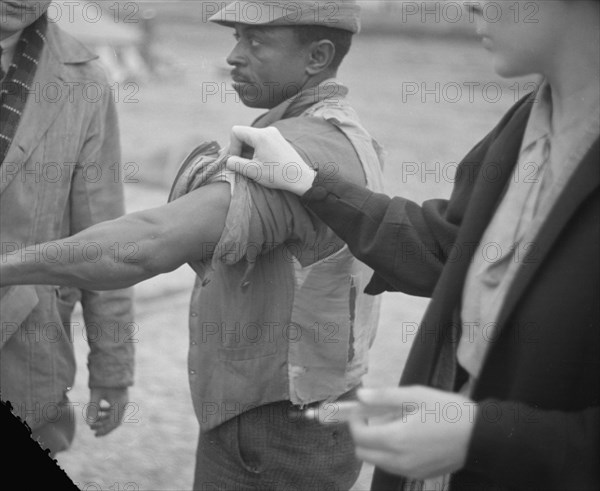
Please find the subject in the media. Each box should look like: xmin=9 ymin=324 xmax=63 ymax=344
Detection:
xmin=223 ymin=1 xmax=600 ymax=489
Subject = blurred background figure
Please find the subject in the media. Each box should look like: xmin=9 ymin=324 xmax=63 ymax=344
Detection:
xmin=53 ymin=0 xmax=164 ymax=83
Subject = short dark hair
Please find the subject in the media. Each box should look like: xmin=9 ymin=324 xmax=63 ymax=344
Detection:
xmin=292 ymin=26 xmax=353 ymax=70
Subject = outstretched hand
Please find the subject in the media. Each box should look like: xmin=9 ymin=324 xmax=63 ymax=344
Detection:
xmin=226 ymin=126 xmax=317 ymax=196
xmin=349 ymin=386 xmax=477 ymax=480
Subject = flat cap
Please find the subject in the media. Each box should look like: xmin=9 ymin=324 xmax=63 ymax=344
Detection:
xmin=208 ymin=0 xmax=361 ymax=34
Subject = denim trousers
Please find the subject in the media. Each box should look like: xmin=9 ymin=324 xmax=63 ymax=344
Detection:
xmin=193 ymin=389 xmax=362 ymax=491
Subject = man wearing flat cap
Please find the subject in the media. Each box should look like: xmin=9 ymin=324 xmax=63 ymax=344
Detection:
xmin=0 ymin=0 xmax=383 ymax=488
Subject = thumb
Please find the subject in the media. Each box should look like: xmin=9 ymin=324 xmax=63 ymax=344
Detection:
xmin=86 ymin=392 xmax=102 ymax=423
xmin=89 ymin=388 xmax=102 ymax=405
xmin=358 ymin=386 xmax=423 ymax=410
xmin=229 ymin=125 xmax=259 ymax=156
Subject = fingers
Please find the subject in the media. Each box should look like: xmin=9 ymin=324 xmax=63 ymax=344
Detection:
xmin=227 ymin=125 xmax=316 ymax=195
xmin=350 ymin=387 xmax=476 ymax=479
xmin=229 ymin=126 xmax=281 ymax=155
xmin=87 ymin=388 xmax=129 ymax=437
xmin=349 ymin=416 xmax=405 ymax=452
xmin=354 ymin=446 xmax=405 ymax=474
xmin=358 ymin=387 xmax=409 ymax=406
xmin=349 ymin=410 xmax=418 ymax=476
xmin=87 ymin=401 xmax=122 ymax=437
xmin=229 ymin=125 xmax=255 ymax=156
xmin=358 ymin=386 xmax=433 ymax=408
xmin=357 ymin=387 xmax=423 ymax=422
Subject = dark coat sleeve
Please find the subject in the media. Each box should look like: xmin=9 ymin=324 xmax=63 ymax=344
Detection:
xmin=300 ymin=131 xmax=495 ymax=296
xmin=301 ymin=181 xmax=457 ymax=297
xmin=300 ymin=97 xmax=532 ymax=297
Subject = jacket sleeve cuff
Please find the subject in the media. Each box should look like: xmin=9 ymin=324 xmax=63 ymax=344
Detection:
xmin=88 ymin=365 xmax=134 ymax=389
xmin=301 ymin=169 xmax=373 ymax=231
xmin=88 ymin=349 xmax=135 ymax=388
xmin=301 ymin=168 xmax=351 ymax=202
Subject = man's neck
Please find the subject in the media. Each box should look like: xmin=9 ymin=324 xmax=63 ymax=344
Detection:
xmin=252 ymin=78 xmax=346 ymax=128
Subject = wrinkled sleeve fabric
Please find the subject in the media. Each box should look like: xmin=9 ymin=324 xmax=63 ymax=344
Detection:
xmin=207 ymin=145 xmax=338 ymax=275
xmin=211 ymin=171 xmax=317 ymax=270
xmin=199 ymin=124 xmax=368 ymax=276
xmin=68 ymin=75 xmax=135 ymax=389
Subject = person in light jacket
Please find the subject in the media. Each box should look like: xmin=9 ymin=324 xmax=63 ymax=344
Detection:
xmin=0 ymin=1 xmax=134 ymax=455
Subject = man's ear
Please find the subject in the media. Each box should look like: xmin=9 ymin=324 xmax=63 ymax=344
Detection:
xmin=305 ymin=40 xmax=336 ymax=75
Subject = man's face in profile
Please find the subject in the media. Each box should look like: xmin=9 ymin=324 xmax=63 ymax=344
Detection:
xmin=0 ymin=1 xmax=52 ymax=40
xmin=226 ymin=24 xmax=311 ymax=109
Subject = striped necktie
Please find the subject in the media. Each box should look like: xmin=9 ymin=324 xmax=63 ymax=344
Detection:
xmin=0 ymin=15 xmax=47 ymax=165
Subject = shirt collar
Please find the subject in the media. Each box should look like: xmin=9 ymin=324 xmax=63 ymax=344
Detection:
xmin=252 ymin=79 xmax=349 ymax=128
xmin=522 ymin=78 xmax=600 ymax=154
xmin=520 ymin=78 xmax=600 ymax=188
xmin=520 ymin=80 xmax=553 ymax=153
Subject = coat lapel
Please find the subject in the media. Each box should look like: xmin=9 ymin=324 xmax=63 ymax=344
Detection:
xmin=495 ymin=138 xmax=600 ymax=330
xmin=0 ymin=39 xmax=67 ymax=195
xmin=401 ymin=101 xmax=533 ymax=386
xmin=439 ymin=100 xmax=533 ymax=312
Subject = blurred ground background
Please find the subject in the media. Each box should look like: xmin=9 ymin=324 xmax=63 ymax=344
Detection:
xmin=50 ymin=2 xmax=537 ymax=490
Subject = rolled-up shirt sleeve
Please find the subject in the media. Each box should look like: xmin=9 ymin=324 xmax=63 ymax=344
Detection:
xmin=189 ymin=118 xmax=368 ymax=279
xmin=215 ymin=176 xmax=316 ymax=265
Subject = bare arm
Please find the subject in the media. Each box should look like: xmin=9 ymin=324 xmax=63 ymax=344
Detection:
xmin=0 ymin=182 xmax=230 ymax=290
